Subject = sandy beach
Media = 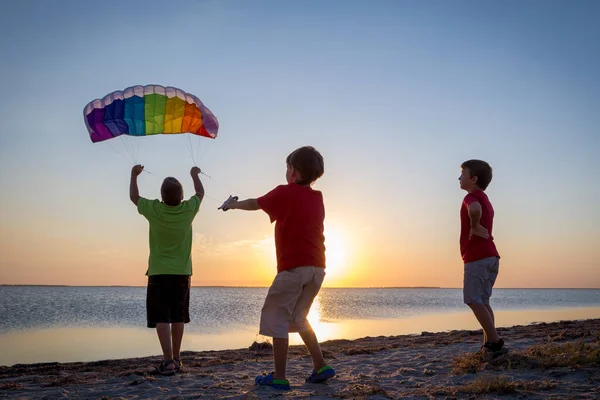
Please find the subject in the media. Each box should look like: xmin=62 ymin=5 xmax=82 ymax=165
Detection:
xmin=0 ymin=318 xmax=598 ymax=399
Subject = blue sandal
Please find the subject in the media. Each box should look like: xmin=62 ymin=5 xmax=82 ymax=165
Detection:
xmin=306 ymin=365 xmax=336 ymax=383
xmin=255 ymin=372 xmax=290 ymax=390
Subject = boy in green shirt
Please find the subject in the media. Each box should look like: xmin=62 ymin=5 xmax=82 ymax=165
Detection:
xmin=130 ymin=165 xmax=204 ymax=375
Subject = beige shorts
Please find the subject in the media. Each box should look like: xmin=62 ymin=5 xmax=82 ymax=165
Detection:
xmin=259 ymin=266 xmax=325 ymax=338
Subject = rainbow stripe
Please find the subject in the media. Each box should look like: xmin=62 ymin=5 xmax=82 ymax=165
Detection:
xmin=84 ymin=85 xmax=219 ymax=143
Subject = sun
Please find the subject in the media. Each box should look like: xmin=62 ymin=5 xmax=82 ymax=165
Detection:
xmin=324 ymin=225 xmax=347 ymax=278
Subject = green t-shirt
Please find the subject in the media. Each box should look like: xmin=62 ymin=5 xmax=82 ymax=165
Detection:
xmin=137 ymin=195 xmax=201 ymax=276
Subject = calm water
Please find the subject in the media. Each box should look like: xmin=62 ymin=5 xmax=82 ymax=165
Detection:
xmin=1 ymin=287 xmax=599 ymax=365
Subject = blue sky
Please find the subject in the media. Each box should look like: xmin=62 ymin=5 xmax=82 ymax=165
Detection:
xmin=0 ymin=0 xmax=598 ymax=287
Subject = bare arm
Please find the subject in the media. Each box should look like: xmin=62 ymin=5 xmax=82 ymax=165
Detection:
xmin=129 ymin=165 xmax=144 ymax=205
xmin=468 ymin=202 xmax=482 ymax=228
xmin=228 ymin=198 xmax=260 ymax=211
xmin=468 ymin=202 xmax=489 ymax=239
xmin=190 ymin=167 xmax=205 ymax=200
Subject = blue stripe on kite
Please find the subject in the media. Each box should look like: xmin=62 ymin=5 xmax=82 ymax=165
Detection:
xmin=104 ymin=99 xmax=129 ymax=137
xmin=124 ymin=96 xmax=146 ymax=135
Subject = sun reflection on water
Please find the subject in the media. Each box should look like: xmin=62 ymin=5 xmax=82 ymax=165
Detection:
xmin=2 ymin=306 xmax=599 ymax=366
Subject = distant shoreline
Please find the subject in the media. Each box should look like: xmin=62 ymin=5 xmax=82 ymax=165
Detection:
xmin=1 ymin=285 xmax=599 ymax=289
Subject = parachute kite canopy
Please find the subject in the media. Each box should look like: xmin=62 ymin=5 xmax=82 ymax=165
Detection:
xmin=84 ymin=85 xmax=219 ymax=143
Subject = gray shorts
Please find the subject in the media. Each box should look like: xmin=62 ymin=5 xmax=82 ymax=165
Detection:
xmin=463 ymin=257 xmax=499 ymax=305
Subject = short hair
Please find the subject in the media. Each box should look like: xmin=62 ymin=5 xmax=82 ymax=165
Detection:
xmin=286 ymin=146 xmax=324 ymax=185
xmin=161 ymin=177 xmax=183 ymax=206
xmin=461 ymin=159 xmax=493 ymax=190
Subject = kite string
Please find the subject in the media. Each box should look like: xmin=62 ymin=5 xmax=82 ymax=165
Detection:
xmin=134 ymin=137 xmax=140 ymax=163
xmin=184 ymin=137 xmax=239 ymax=197
xmin=105 ymin=136 xmax=245 ymax=204
xmin=188 ymin=136 xmax=243 ymax=197
xmin=119 ymin=135 xmax=139 ymax=164
xmin=196 ymin=135 xmax=210 ymax=164
xmin=142 ymin=168 xmax=224 ymax=205
xmin=187 ymin=135 xmax=197 ymax=166
xmin=200 ymin=171 xmax=247 ymax=199
xmin=106 ymin=138 xmax=135 ymax=165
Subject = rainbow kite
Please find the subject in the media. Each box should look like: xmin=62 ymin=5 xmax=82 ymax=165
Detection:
xmin=84 ymin=85 xmax=219 ymax=143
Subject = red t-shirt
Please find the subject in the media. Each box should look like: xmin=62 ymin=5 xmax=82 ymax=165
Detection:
xmin=460 ymin=190 xmax=500 ymax=263
xmin=257 ymin=184 xmax=326 ymax=273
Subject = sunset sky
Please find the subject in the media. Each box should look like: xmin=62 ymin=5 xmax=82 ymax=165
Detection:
xmin=0 ymin=0 xmax=598 ymax=288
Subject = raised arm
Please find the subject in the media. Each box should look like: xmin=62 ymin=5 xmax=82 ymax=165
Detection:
xmin=190 ymin=167 xmax=205 ymax=200
xmin=130 ymin=165 xmax=144 ymax=205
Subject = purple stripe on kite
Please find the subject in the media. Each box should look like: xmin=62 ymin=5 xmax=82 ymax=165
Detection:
xmin=87 ymin=108 xmax=113 ymax=143
xmin=203 ymin=117 xmax=218 ymax=137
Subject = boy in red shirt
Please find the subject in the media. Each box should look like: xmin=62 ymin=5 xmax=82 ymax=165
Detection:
xmin=221 ymin=146 xmax=335 ymax=390
xmin=459 ymin=159 xmax=506 ymax=356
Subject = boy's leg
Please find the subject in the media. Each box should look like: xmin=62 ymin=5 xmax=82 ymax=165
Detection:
xmin=258 ymin=270 xmax=305 ymax=382
xmin=299 ymin=328 xmax=326 ymax=371
xmin=272 ymin=338 xmax=289 ymax=380
xmin=156 ymin=323 xmax=174 ymax=360
xmin=291 ymin=267 xmax=327 ymax=371
xmin=484 ymin=304 xmax=495 ymax=323
xmin=484 ymin=304 xmax=495 ymax=342
xmin=147 ymin=276 xmax=175 ymax=368
xmin=464 ymin=258 xmax=500 ymax=344
xmin=482 ymin=259 xmax=500 ymax=343
xmin=171 ymin=323 xmax=184 ymax=359
xmin=467 ymin=304 xmax=499 ymax=343
xmin=170 ymin=276 xmax=191 ymax=361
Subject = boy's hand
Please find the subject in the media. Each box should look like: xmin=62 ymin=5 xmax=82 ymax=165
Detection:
xmin=469 ymin=224 xmax=489 ymax=239
xmin=131 ymin=165 xmax=144 ymax=177
xmin=191 ymin=167 xmax=205 ymax=198
xmin=191 ymin=166 xmax=201 ymax=176
xmin=218 ymin=195 xmax=239 ymax=211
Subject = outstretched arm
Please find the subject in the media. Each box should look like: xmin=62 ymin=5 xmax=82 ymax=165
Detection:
xmin=190 ymin=167 xmax=205 ymax=200
xmin=228 ymin=198 xmax=260 ymax=211
xmin=130 ymin=165 xmax=144 ymax=206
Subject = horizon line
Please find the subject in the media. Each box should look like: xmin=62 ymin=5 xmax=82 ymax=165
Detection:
xmin=1 ymin=285 xmax=599 ymax=290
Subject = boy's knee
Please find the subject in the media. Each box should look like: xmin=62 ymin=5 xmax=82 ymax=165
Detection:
xmin=289 ymin=318 xmax=311 ymax=333
xmin=464 ymin=293 xmax=484 ymax=305
xmin=465 ymin=299 xmax=485 ymax=308
xmin=259 ymin=326 xmax=288 ymax=339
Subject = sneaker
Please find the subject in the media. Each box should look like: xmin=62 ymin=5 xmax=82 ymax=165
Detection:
xmin=482 ymin=338 xmax=508 ymax=357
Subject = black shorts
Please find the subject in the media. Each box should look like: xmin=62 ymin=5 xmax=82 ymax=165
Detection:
xmin=146 ymin=274 xmax=191 ymax=328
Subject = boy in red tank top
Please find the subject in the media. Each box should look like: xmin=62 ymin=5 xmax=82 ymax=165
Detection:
xmin=459 ymin=159 xmax=506 ymax=356
xmin=221 ymin=146 xmax=335 ymax=390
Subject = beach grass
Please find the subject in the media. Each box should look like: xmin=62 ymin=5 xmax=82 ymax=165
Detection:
xmin=452 ymin=337 xmax=600 ymax=375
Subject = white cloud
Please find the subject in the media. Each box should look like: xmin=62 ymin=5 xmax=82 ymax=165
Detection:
xmin=193 ymin=233 xmax=274 ymax=259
